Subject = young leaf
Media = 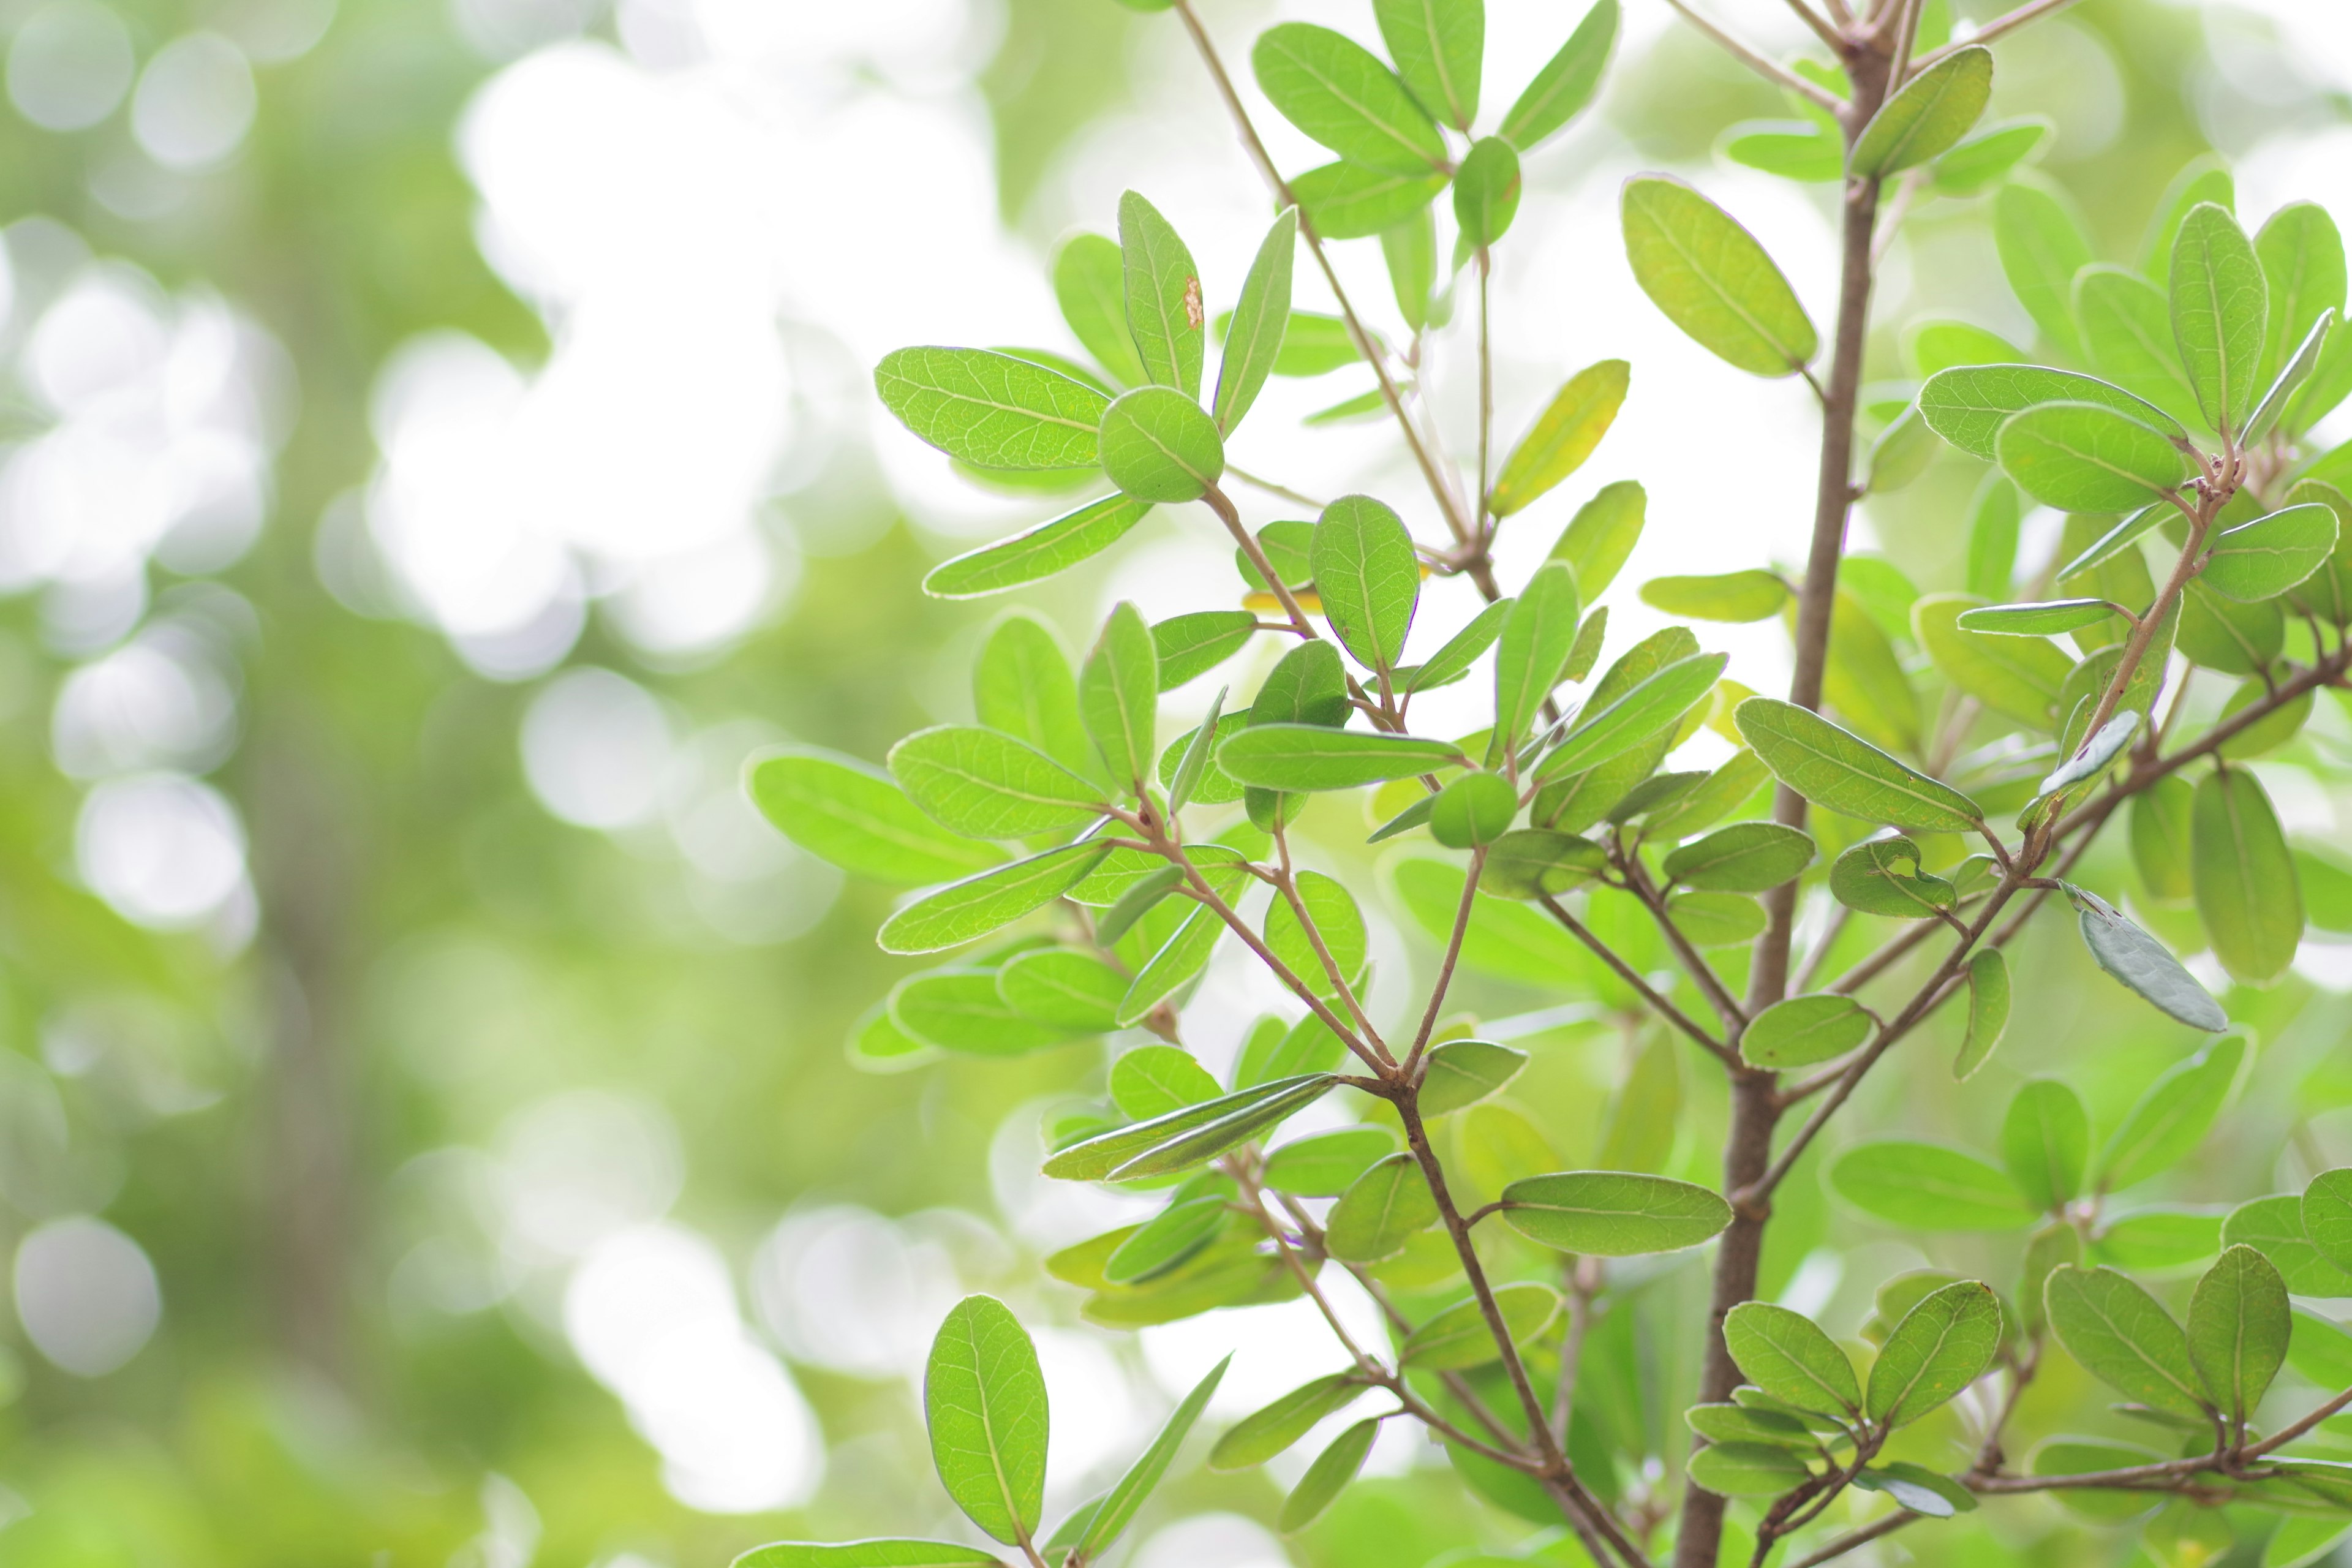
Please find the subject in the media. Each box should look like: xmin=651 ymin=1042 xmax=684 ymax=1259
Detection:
xmin=2259 ymin=202 xmax=2348 ymax=386
xmin=925 ymin=1295 xmax=1049 ymax=1545
xmin=1919 ymin=363 xmax=2187 ymax=461
xmin=747 ymin=748 xmax=1006 ymax=885
xmin=1640 ymin=570 xmax=1788 ymax=622
xmin=879 ymin=842 xmax=1111 ymax=955
xmin=1406 ymin=598 xmax=1512 ymax=693
xmin=1214 ymin=208 xmax=1297 ymax=435
xmin=1453 ymin=136 xmax=1521 ymax=251
xmin=1208 ymin=1375 xmax=1366 ymax=1471
xmin=1953 ymin=948 xmax=2011 ymax=1080
xmin=1830 ymin=835 xmax=1956 ymax=918
xmin=2096 ymin=1036 xmax=2245 ymax=1193
xmin=924 ymin=496 xmax=1152 ymax=599
xmin=1219 ymin=726 xmax=1463 ymax=791
xmin=1278 ymin=1419 xmax=1379 ymax=1533
xmin=1327 ymin=1153 xmax=1439 ymax=1261
xmin=2075 ymin=265 xmax=2204 ymax=429
xmin=1498 ymin=0 xmax=1617 ymax=151
xmin=2187 ymin=1244 xmax=2288 ymax=1429
xmin=1099 ymin=386 xmax=1224 ymax=504
xmin=1850 ymin=46 xmax=1992 ymax=178
xmin=1251 ymin=23 xmax=1447 ymax=174
xmin=1723 ymin=120 xmax=1842 ymax=184
xmin=1290 ymin=162 xmax=1448 ymax=240
xmin=1724 ymin=1302 xmax=1861 ymax=1417
xmin=1499 ymin=1170 xmax=1733 ymax=1256
xmin=1262 ymin=1126 xmax=1397 ymax=1197
xmin=1104 ymin=1192 xmax=1230 ymax=1283
xmin=1165 ymin=689 xmax=1229 ymax=817
xmin=1080 ymin=603 xmax=1159 ymax=791
xmin=1430 ymin=771 xmax=1518 ymax=848
xmin=2170 ymin=202 xmax=2269 ymax=436
xmin=1539 ymin=651 xmax=1727 ymax=779
xmin=1735 ymin=697 xmax=1984 ymax=831
xmin=1053 ymin=233 xmax=1148 ymax=390
xmin=1867 ymin=1280 xmax=2003 ymax=1428
xmin=2067 ymin=884 xmax=2230 ymax=1032
xmin=1400 ymin=1283 xmax=1561 ymax=1370
xmin=1994 ymin=180 xmax=2095 ymax=360
xmin=2040 ymin=711 xmax=2139 ymax=798
xmin=1044 ymin=1073 xmax=1339 ymax=1180
xmin=998 ymin=949 xmax=1126 ymax=1032
xmin=975 ymin=614 xmax=1098 ymax=782
xmin=1374 ymin=0 xmax=1481 ymax=129
xmin=1912 ymin=593 xmax=2070 ymax=728
xmin=1076 ymin=1356 xmax=1229 ymax=1556
xmin=1741 ymin=993 xmax=1874 ymax=1069
xmin=734 ymin=1545 xmax=1008 ymax=1568
xmin=1490 ymin=360 xmax=1630 ymax=516
xmin=1688 ymin=1442 xmax=1813 ymax=1498
xmin=1996 ymin=401 xmax=2193 ymax=512
xmin=889 ymin=727 xmax=1105 ymax=840
xmin=1851 ymin=1463 xmax=1978 ymax=1517
xmin=1313 ymin=493 xmax=1421 ymax=672
xmin=1549 ymin=478 xmax=1645 ymax=598
xmin=1932 ymin=116 xmax=2048 ymax=195
xmin=1828 ymin=1142 xmax=2033 ymax=1231
xmin=1662 ymin=821 xmax=1815 ymax=892
xmin=2002 ymin=1080 xmax=2090 ymax=1212
xmin=875 ymin=347 xmax=1112 ymax=472
xmin=2202 ymin=502 xmax=2338 ymax=602
xmin=1956 ymin=598 xmax=2119 ymax=636
xmin=1621 ymin=175 xmax=1818 ymax=377
xmin=1418 ymin=1039 xmax=1528 ymax=1117
xmin=2192 ymin=768 xmax=2303 ymax=986
xmin=894 ymin=970 xmax=1076 ymax=1057
xmin=1491 ymin=562 xmax=1583 ymax=760
xmin=1109 ymin=1044 xmax=1223 ymax=1120
xmin=2245 ymin=309 xmax=2335 ymax=445
xmin=2045 ymin=1265 xmax=2211 ymax=1417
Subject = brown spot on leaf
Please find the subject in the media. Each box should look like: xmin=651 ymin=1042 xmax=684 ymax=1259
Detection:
xmin=1183 ymin=276 xmax=1204 ymax=331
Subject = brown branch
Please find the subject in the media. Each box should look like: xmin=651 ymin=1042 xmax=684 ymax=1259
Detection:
xmin=1912 ymin=0 xmax=2084 ymax=70
xmin=1621 ymin=857 xmax=1749 ymax=1030
xmin=1406 ymin=845 xmax=1488 ymax=1073
xmin=1539 ymin=894 xmax=1736 ymax=1066
xmin=1662 ymin=0 xmax=1847 ymax=112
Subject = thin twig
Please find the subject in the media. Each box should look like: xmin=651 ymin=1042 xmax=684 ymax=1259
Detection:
xmin=1407 ymin=845 xmax=1488 ymax=1073
xmin=1913 ymin=0 xmax=2083 ymax=70
xmin=1621 ymin=858 xmax=1750 ymax=1030
xmin=1780 ymin=0 xmax=1849 ymax=54
xmin=1539 ymin=895 xmax=1738 ymax=1066
xmin=1226 ymin=464 xmax=1327 ymax=511
xmin=1662 ymin=0 xmax=1846 ymax=112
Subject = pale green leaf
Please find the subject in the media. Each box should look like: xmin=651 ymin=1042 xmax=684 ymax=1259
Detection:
xmin=1829 ymin=1141 xmax=2032 ymax=1231
xmin=877 ymin=347 xmax=1109 ymax=470
xmin=1497 ymin=0 xmax=1616 ymax=151
xmin=1491 ymin=360 xmax=1629 ymax=516
xmin=2067 ymin=885 xmax=2230 ymax=1033
xmin=1313 ymin=493 xmax=1420 ymax=671
xmin=1867 ymin=1280 xmax=2002 ymax=1427
xmin=925 ymin=1295 xmax=1049 ymax=1544
xmin=1213 ymin=208 xmax=1297 ymax=435
xmin=1499 ymin=1169 xmax=1732 ymax=1256
xmin=1621 ymin=175 xmax=1818 ymax=377
xmin=1252 ymin=23 xmax=1446 ymax=174
xmin=924 ymin=495 xmax=1152 ymax=599
xmin=1119 ymin=192 xmax=1205 ymax=400
xmin=1851 ymin=46 xmax=1991 ymax=178
xmin=1741 ymin=992 xmax=1873 ymax=1069
xmin=1735 ymin=696 xmax=1984 ymax=831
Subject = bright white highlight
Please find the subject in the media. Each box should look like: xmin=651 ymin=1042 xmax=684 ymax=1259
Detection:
xmin=520 ymin=666 xmax=673 ymax=829
xmin=132 ymin=33 xmax=259 ymax=170
xmin=75 ymin=772 xmax=249 ymax=929
xmin=7 ymin=2 xmax=134 ymax=131
xmin=13 ymin=1216 xmax=161 ymax=1376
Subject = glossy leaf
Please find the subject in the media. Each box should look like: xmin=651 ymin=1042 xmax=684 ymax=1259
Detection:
xmin=1498 ymin=0 xmax=1616 ymax=149
xmin=1490 ymin=562 xmax=1583 ymax=760
xmin=924 ymin=496 xmax=1150 ymax=599
xmin=1621 ymin=175 xmax=1817 ymax=377
xmin=1418 ymin=1039 xmax=1527 ymax=1117
xmin=2170 ymin=202 xmax=2269 ymax=435
xmin=1741 ymin=993 xmax=1873 ymax=1069
xmin=1662 ymin=821 xmax=1815 ymax=892
xmin=925 ymin=1295 xmax=1048 ymax=1544
xmin=1919 ymin=363 xmax=2186 ymax=461
xmin=2067 ymin=884 xmax=2229 ymax=1032
xmin=1868 ymin=1280 xmax=2002 ymax=1427
xmin=2203 ymin=502 xmax=2338 ymax=602
xmin=2186 ymin=1244 xmax=2288 ymax=1428
xmin=1327 ymin=1153 xmax=1439 ymax=1262
xmin=1313 ymin=494 xmax=1420 ymax=672
xmin=1829 ymin=1142 xmax=2032 ymax=1231
xmin=1044 ymin=1073 xmax=1338 ymax=1181
xmin=1724 ymin=1302 xmax=1860 ymax=1417
xmin=1400 ymin=1283 xmax=1560 ymax=1370
xmin=1852 ymin=46 xmax=1992 ymax=178
xmin=2192 ymin=768 xmax=2303 ymax=986
xmin=880 ymin=843 xmax=1110 ymax=954
xmin=1490 ymin=359 xmax=1629 ymax=517
xmin=1252 ymin=23 xmax=1446 ymax=174
xmin=876 ymin=347 xmax=1109 ymax=470
xmin=1119 ymin=192 xmax=1205 ymax=399
xmin=1957 ymin=598 xmax=2119 ymax=636
xmin=1735 ymin=696 xmax=1983 ymax=831
xmin=2045 ymin=1265 xmax=2210 ymax=1417
xmin=1500 ymin=1169 xmax=1733 ymax=1256
xmin=1208 ymin=1376 xmax=1365 ymax=1471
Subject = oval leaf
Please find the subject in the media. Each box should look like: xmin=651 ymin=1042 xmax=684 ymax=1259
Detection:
xmin=1500 ymin=1170 xmax=1733 ymax=1256
xmin=1622 ymin=175 xmax=1818 ymax=377
xmin=925 ymin=1295 xmax=1049 ymax=1544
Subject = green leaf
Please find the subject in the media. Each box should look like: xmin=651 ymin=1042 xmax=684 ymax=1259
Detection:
xmin=2177 ymin=578 xmax=2284 ymax=674
xmin=1380 ymin=208 xmax=1437 ymax=332
xmin=2039 ymin=711 xmax=2139 ymax=798
xmin=879 ymin=842 xmax=1110 ymax=955
xmin=1214 ymin=208 xmax=1297 ymax=435
xmin=1374 ymin=0 xmax=1481 ymax=129
xmin=1956 ymin=598 xmax=2119 ymax=636
xmin=1153 ymin=614 xmax=1256 ymax=693
xmin=1081 ymin=603 xmax=1159 ymax=792
xmin=889 ymin=727 xmax=1105 ymax=840
xmin=1994 ymin=180 xmax=2095 ymax=360
xmin=747 ymin=747 xmax=1005 ymax=886
xmin=1327 ymin=1153 xmax=1439 ymax=1262
xmin=1996 ymin=401 xmax=2193 ymax=512
xmin=2002 ymin=1079 xmax=2090 ymax=1212
xmin=1054 ymin=232 xmax=1148 ymax=390
xmin=734 ymin=1545 xmax=1008 ymax=1568
xmin=2186 ymin=1244 xmax=2288 ymax=1428
xmin=2227 ymin=1194 xmax=2352 ymax=1297
xmin=1406 ymin=598 xmax=1512 ymax=694
xmin=1913 ymin=320 xmax=2027 ymax=377
xmin=1683 ymin=1401 xmax=1815 ymax=1447
xmin=1491 ymin=360 xmax=1629 ymax=517
xmin=1105 ymin=1190 xmax=1231 ymax=1283
xmin=998 ymin=949 xmax=1127 ymax=1032
xmin=1264 ymin=870 xmax=1366 ymax=999
xmin=1741 ymin=993 xmax=1874 ymax=1069
xmin=892 ymin=968 xmax=1079 ymax=1056
xmin=1662 ymin=821 xmax=1815 ymax=892
xmin=1482 ymin=828 xmax=1606 ymax=897
xmin=1452 ymin=136 xmax=1521 ymax=251
xmin=2097 ymin=1036 xmax=2245 ymax=1192
xmin=1919 ymin=363 xmax=2188 ymax=461
xmin=1735 ymin=697 xmax=1983 ymax=831
xmin=1430 ymin=772 xmax=1517 ymax=848
xmin=1490 ymin=562 xmax=1583 ymax=760
xmin=1548 ymin=478 xmax=1645 ymax=598
xmin=2259 ymin=202 xmax=2347 ymax=388
xmin=1499 ymin=1169 xmax=1733 ymax=1256
xmin=1419 ymin=1039 xmax=1528 ymax=1117
xmin=2192 ymin=768 xmax=2303 ymax=986
xmin=1498 ymin=0 xmax=1616 ymax=150
xmin=2131 ymin=775 xmax=2196 ymax=903
xmin=1851 ymin=45 xmax=1991 ymax=177
xmin=1645 ymin=748 xmax=1770 ymax=843
xmin=872 ymin=344 xmax=1110 ymax=480
xmin=2203 ymin=502 xmax=2338 ymax=602
xmin=924 ymin=496 xmax=1152 ymax=600
xmin=1954 ymin=948 xmax=2011 ymax=1080
xmin=2305 ymin=1169 xmax=2352 ymax=1278
xmin=1668 ymin=891 xmax=1766 ymax=948
xmin=1279 ymin=1419 xmax=1379 ymax=1533
xmin=1621 ymin=175 xmax=1818 ymax=377
xmin=1639 ymin=570 xmax=1788 ymax=622
xmin=1117 ymin=868 xmax=1242 ymax=1025
xmin=1208 ymin=1375 xmax=1366 ymax=1471
xmin=1109 ymin=1045 xmax=1224 ymax=1120
xmin=2245 ymin=309 xmax=2335 ymax=445
xmin=1099 ymin=386 xmax=1224 ymax=504
xmin=1868 ymin=1280 xmax=2002 ymax=1427
xmin=1721 ymin=120 xmax=1842 ymax=183
xmin=975 ymin=613 xmax=1098 ymax=782
xmin=2066 ymin=884 xmax=2229 ymax=1032
xmin=1166 ymin=689 xmax=1229 ymax=816
xmin=1252 ymin=23 xmax=1446 ymax=174
xmin=1912 ymin=593 xmax=2071 ymax=729
xmin=1044 ymin=1072 xmax=1338 ymax=1180
xmin=1852 ymin=1463 xmax=1978 ymax=1517
xmin=1314 ymin=494 xmax=1421 ymax=672
xmin=1263 ymin=1126 xmax=1397 ymax=1197
xmin=1688 ymin=1442 xmax=1813 ymax=1498
xmin=2045 ymin=1265 xmax=2211 ymax=1417
xmin=1291 ymin=162 xmax=1448 ymax=241
xmin=2090 ymin=1207 xmax=2222 ymax=1271
xmin=1219 ymin=725 xmax=1462 ymax=791
xmin=925 ymin=1295 xmax=1049 ymax=1545
xmin=1075 ymin=1355 xmax=1228 ymax=1556
xmin=1724 ymin=1302 xmax=1860 ymax=1417
xmin=2075 ymin=265 xmax=2204 ymax=430
xmin=1537 ymin=651 xmax=1727 ymax=778
xmin=2171 ymin=202 xmax=2270 ymax=436
xmin=1401 ymin=1283 xmax=1561 ymax=1370
xmin=1119 ymin=192 xmax=1205 ymax=400
xmin=1965 ymin=473 xmax=2022 ymax=600
xmin=1829 ymin=835 xmax=1956 ymax=918
xmin=1932 ymin=116 xmax=2049 ymax=195
xmin=1251 ymin=639 xmax=1351 ymax=728
xmin=1829 ymin=1142 xmax=2033 ymax=1231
